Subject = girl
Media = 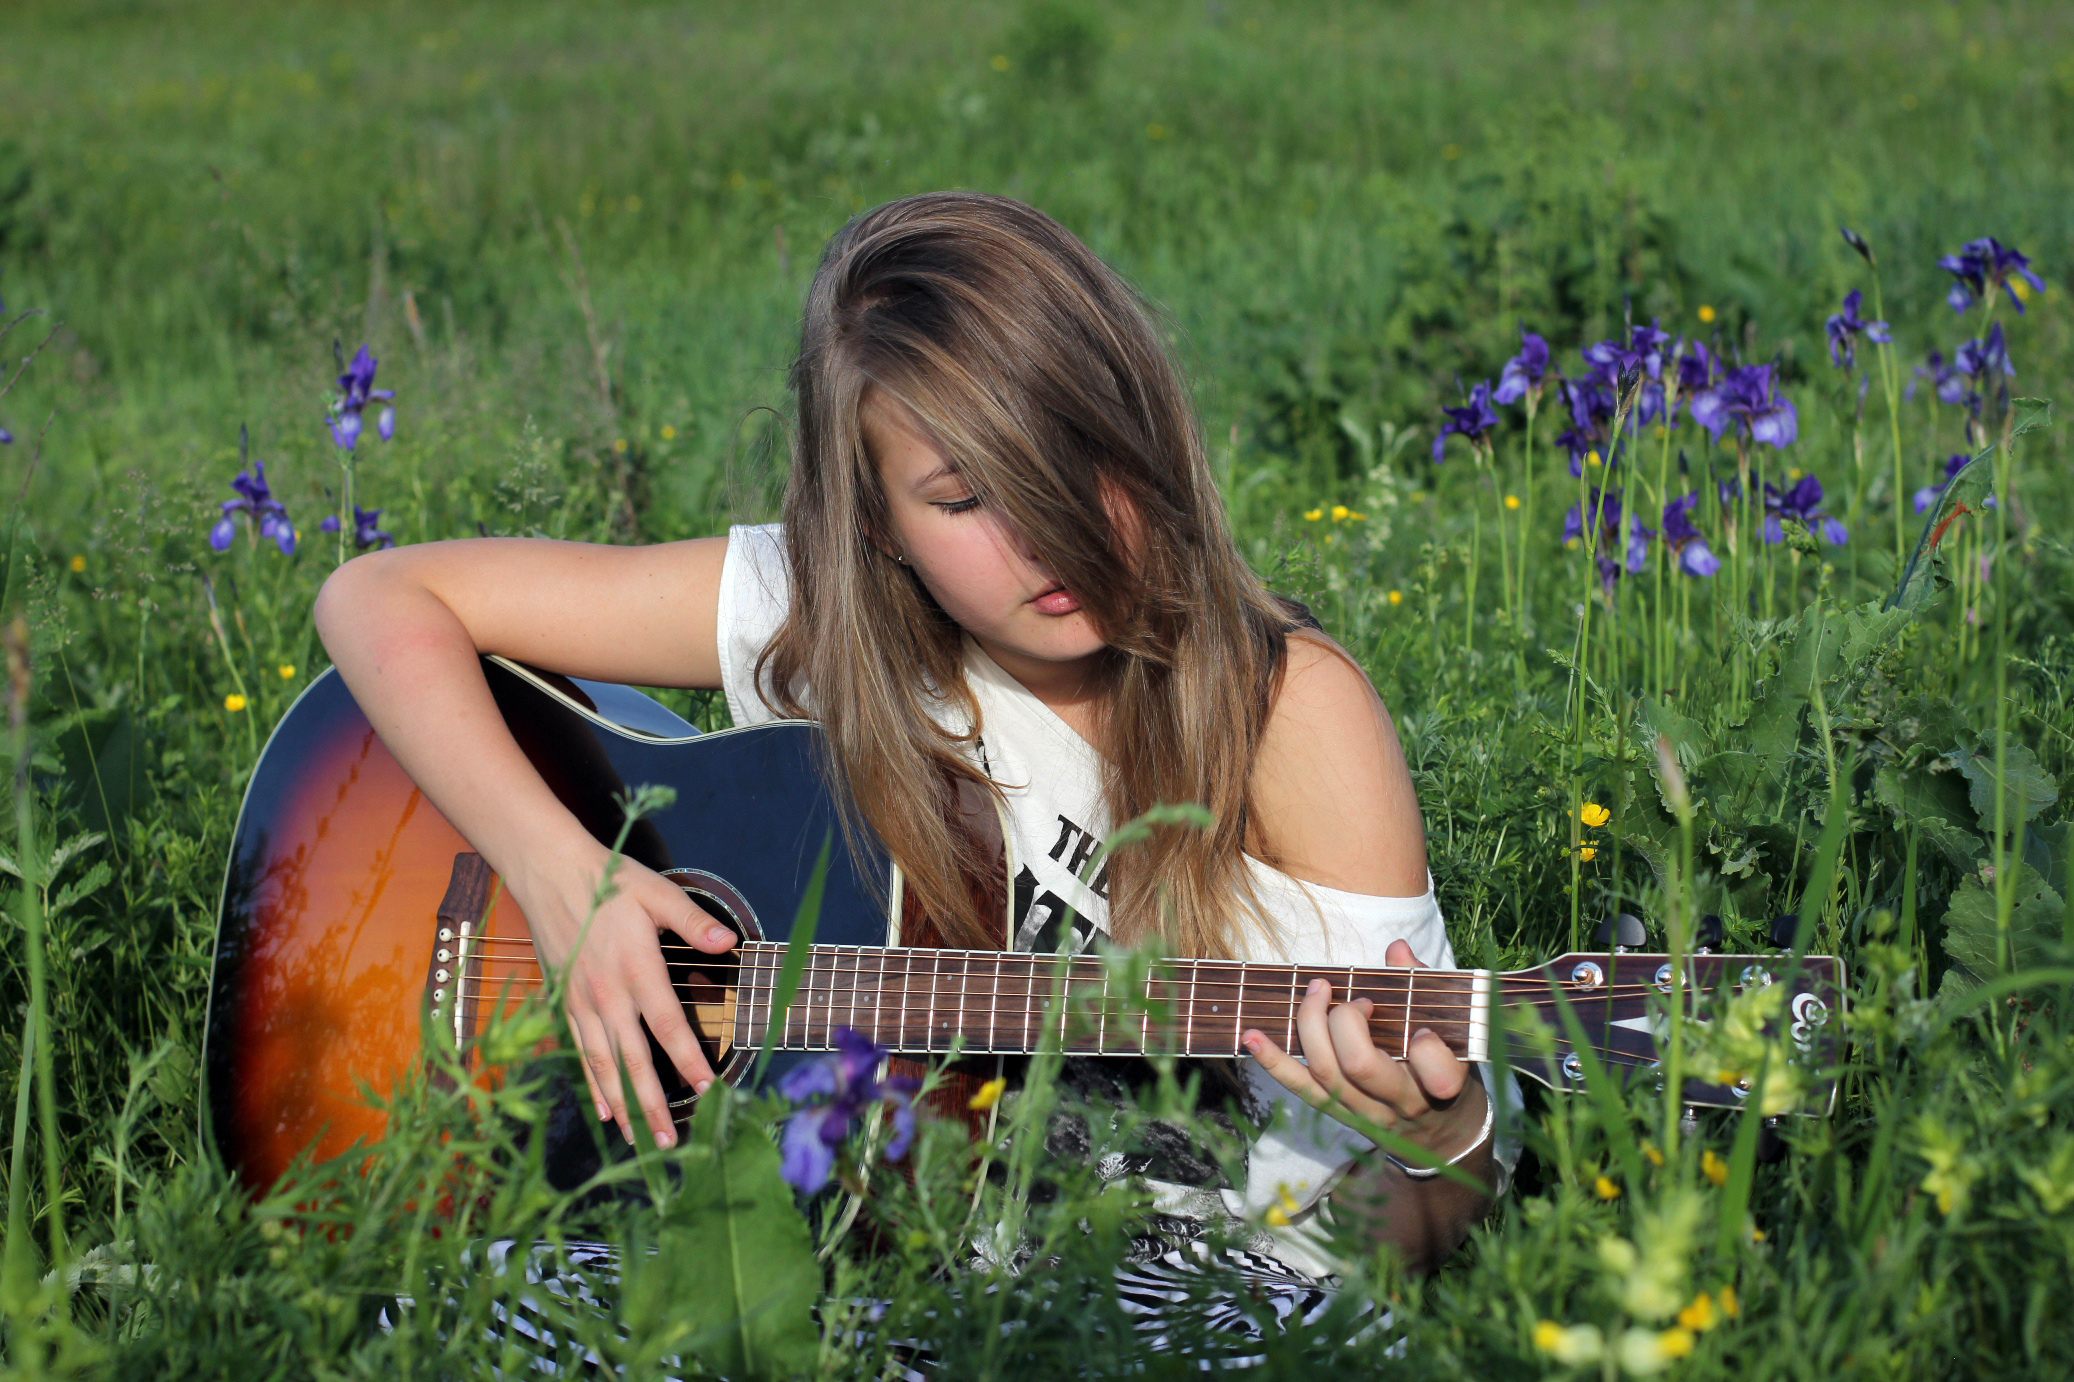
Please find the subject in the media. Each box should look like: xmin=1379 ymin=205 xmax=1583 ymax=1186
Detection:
xmin=315 ymin=192 xmax=1507 ymax=1299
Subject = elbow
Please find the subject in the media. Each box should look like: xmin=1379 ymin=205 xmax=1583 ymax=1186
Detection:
xmin=312 ymin=548 xmax=406 ymax=660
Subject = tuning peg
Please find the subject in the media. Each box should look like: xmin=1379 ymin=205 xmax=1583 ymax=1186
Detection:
xmin=1767 ymin=914 xmax=1805 ymax=950
xmin=1595 ymin=912 xmax=1647 ymax=952
xmin=1694 ymin=914 xmax=1724 ymax=954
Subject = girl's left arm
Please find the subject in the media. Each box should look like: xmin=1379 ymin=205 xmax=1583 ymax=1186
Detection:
xmin=1241 ymin=632 xmax=1495 ymax=1271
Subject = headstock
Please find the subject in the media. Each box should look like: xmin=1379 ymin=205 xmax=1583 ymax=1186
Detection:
xmin=1498 ymin=952 xmax=1846 ymax=1114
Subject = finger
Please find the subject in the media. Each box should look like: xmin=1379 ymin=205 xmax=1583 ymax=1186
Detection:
xmin=577 ymin=1009 xmax=632 ymax=1137
xmin=1238 ymin=1029 xmax=1332 ymax=1110
xmin=606 ymin=1014 xmax=675 ymax=1149
xmin=651 ymin=879 xmax=737 ymax=954
xmin=1293 ymin=978 xmax=1346 ymax=1091
xmin=1404 ymin=1027 xmax=1471 ymax=1103
xmin=634 ymin=966 xmax=716 ymax=1095
xmin=565 ymin=1009 xmax=612 ymax=1122
xmin=1385 ymin=938 xmax=1431 ymax=970
xmin=1327 ymin=997 xmax=1425 ymax=1120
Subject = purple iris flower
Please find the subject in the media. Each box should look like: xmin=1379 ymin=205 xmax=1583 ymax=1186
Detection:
xmin=1433 ymin=380 xmax=1500 ymax=461
xmin=1824 ymin=289 xmax=1891 ymax=369
xmin=0 ymin=424 xmax=12 ymax=445
xmin=329 ymin=345 xmax=397 ymax=451
xmin=1687 ymin=364 xmax=1797 ymax=450
xmin=1675 ymin=339 xmax=1715 ymax=395
xmin=1763 ymin=474 xmax=1847 ymax=547
xmin=775 ymin=1028 xmax=917 ymax=1196
xmin=1914 ymin=454 xmax=1973 ymax=514
xmin=1562 ymin=487 xmax=1652 ymax=593
xmin=320 ymin=505 xmax=395 ymax=550
xmin=1660 ymin=493 xmax=1719 ymax=577
xmin=209 ymin=462 xmax=296 ymax=555
xmin=1953 ymin=321 xmax=2015 ymax=385
xmin=1493 ymin=327 xmax=1549 ymax=406
xmin=1938 ymin=237 xmax=2045 ymax=314
xmin=1556 ymin=373 xmax=1620 ymax=474
xmin=1909 ymin=349 xmax=1966 ymax=406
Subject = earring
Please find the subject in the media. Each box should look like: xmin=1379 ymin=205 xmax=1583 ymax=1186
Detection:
xmin=896 ymin=553 xmax=911 ymax=565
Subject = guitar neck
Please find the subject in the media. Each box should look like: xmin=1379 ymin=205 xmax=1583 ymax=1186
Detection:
xmin=729 ymin=942 xmax=1494 ymax=1064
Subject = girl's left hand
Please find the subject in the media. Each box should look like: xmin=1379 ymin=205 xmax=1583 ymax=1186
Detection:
xmin=1241 ymin=938 xmax=1488 ymax=1162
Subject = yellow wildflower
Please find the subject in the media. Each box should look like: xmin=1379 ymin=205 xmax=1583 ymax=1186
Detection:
xmin=1330 ymin=504 xmax=1349 ymax=521
xmin=1787 ymin=467 xmax=1803 ymax=481
xmin=612 ymin=438 xmax=629 ymax=454
xmin=1386 ymin=590 xmax=1403 ymax=606
xmin=990 ymin=53 xmax=1010 ymax=71
xmin=1579 ymin=802 xmax=1611 ymax=828
xmin=278 ymin=664 xmax=296 ymax=680
xmin=660 ymin=424 xmax=677 ymax=440
xmin=1697 ymin=304 xmax=1717 ymax=324
xmin=1586 ymin=449 xmax=1603 ymax=468
xmin=1594 ymin=1175 xmax=1621 ymax=1200
xmin=1534 ymin=1321 xmax=1603 ymax=1364
xmin=2010 ymin=277 xmax=2033 ymax=304
xmin=1643 ymin=1142 xmax=1665 ymax=1168
xmin=1410 ymin=490 xmax=1427 ymax=503
xmin=1303 ymin=507 xmax=1324 ymax=522
xmin=1657 ymin=1326 xmax=1696 ymax=1359
xmin=1718 ymin=1284 xmax=1739 ymax=1317
xmin=967 ymin=1076 xmax=1008 ymax=1112
xmin=1323 ymin=532 xmax=1335 ymax=545
xmin=224 ymin=694 xmax=248 ymax=713
xmin=1264 ymin=1183 xmax=1301 ymax=1228
xmin=1677 ymin=1292 xmax=1717 ymax=1332
xmin=69 ymin=554 xmax=87 ymax=573
xmin=1504 ymin=494 xmax=1521 ymax=510
xmin=1701 ymin=1150 xmax=1728 ymax=1187
xmin=1578 ymin=846 xmax=1598 ymax=863
xmin=1749 ymin=1225 xmax=1765 ymax=1243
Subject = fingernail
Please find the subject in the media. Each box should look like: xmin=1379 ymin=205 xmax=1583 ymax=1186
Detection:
xmin=620 ymin=1125 xmax=634 ymax=1146
xmin=656 ymin=1128 xmax=675 ymax=1149
xmin=705 ymin=926 xmax=734 ymax=947
xmin=1307 ymin=978 xmax=1329 ymax=996
xmin=693 ymin=1078 xmax=712 ymax=1096
xmin=1412 ymin=1026 xmax=1433 ymax=1041
xmin=1241 ymin=1032 xmax=1262 ymax=1054
xmin=595 ymin=1102 xmax=612 ymax=1121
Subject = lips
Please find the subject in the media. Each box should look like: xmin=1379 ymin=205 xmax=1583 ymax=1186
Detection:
xmin=1029 ymin=584 xmax=1082 ymax=615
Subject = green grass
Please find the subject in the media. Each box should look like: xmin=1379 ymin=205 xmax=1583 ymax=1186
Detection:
xmin=5 ymin=0 xmax=2074 ymax=1375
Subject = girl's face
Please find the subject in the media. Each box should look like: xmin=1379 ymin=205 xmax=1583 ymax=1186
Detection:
xmin=865 ymin=397 xmax=1107 ymax=682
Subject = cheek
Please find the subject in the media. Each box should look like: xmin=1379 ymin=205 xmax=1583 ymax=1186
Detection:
xmin=909 ymin=516 xmax=1025 ymax=619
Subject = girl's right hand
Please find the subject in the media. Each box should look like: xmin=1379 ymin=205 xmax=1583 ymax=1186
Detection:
xmin=514 ymin=841 xmax=739 ymax=1149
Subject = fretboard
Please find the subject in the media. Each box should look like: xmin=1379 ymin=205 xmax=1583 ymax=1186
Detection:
xmin=729 ymin=942 xmax=1493 ymax=1063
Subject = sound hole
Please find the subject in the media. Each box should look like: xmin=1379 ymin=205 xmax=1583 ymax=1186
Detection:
xmin=654 ymin=873 xmax=755 ymax=1114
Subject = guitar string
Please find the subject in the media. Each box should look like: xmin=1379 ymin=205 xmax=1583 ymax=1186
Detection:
xmin=450 ymin=936 xmax=1751 ymax=999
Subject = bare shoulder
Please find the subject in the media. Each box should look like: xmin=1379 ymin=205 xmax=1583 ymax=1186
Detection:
xmin=1248 ymin=629 xmax=1429 ymax=896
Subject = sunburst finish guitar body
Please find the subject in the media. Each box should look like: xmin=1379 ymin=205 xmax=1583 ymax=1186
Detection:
xmin=203 ymin=659 xmax=1843 ymax=1194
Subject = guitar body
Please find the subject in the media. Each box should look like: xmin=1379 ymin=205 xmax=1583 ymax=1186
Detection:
xmin=202 ymin=658 xmax=901 ymax=1194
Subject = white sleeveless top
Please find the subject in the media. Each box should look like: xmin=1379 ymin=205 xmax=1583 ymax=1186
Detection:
xmin=716 ymin=524 xmax=1510 ymax=1276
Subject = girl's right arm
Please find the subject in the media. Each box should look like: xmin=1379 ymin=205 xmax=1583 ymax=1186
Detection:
xmin=314 ymin=536 xmax=737 ymax=1150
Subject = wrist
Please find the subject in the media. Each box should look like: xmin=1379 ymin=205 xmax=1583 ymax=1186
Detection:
xmin=1387 ymin=1081 xmax=1492 ymax=1177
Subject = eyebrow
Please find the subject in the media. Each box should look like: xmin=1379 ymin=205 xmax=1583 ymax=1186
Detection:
xmin=910 ymin=462 xmax=964 ymax=490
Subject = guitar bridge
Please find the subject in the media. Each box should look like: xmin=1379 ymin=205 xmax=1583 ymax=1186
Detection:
xmin=425 ymin=851 xmax=496 ymax=1077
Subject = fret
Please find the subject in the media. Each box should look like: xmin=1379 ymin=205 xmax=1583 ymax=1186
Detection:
xmin=1401 ymin=967 xmax=1414 ymax=1060
xmin=931 ymin=950 xmax=954 ymax=1053
xmin=1232 ymin=961 xmax=1246 ymax=1056
xmin=987 ymin=953 xmax=1001 ymax=1055
xmin=1185 ymin=958 xmax=1201 ymax=1059
xmin=1285 ymin=971 xmax=1298 ymax=1054
xmin=874 ymin=947 xmax=888 ymax=1048
xmin=958 ymin=952 xmax=971 ymax=1055
xmin=1096 ymin=965 xmax=1108 ymax=1055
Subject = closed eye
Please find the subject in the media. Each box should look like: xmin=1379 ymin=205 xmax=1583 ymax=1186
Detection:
xmin=932 ymin=496 xmax=982 ymax=515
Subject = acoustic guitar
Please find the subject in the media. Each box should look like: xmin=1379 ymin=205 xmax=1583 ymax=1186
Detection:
xmin=202 ymin=658 xmax=1844 ymax=1193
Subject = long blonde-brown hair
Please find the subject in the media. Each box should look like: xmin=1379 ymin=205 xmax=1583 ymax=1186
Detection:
xmin=759 ymin=192 xmax=1299 ymax=957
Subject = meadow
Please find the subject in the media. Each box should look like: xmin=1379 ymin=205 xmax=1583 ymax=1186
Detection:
xmin=3 ymin=0 xmax=2074 ymax=1375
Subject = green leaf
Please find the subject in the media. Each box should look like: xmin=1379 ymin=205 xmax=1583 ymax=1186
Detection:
xmin=622 ymin=1090 xmax=820 ymax=1379
xmin=754 ymin=835 xmax=830 ymax=1084
xmin=2010 ymin=396 xmax=2053 ymax=441
xmin=1943 ymin=739 xmax=2059 ymax=827
xmin=1872 ymin=763 xmax=1983 ymax=869
xmin=1937 ymin=864 xmax=2066 ymax=990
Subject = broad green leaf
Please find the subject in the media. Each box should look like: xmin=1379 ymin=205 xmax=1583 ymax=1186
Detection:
xmin=1937 ymin=864 xmax=2066 ymax=990
xmin=2010 ymin=396 xmax=2053 ymax=441
xmin=1944 ymin=739 xmax=2059 ymax=827
xmin=1872 ymin=763 xmax=1983 ymax=869
xmin=622 ymin=1090 xmax=820 ymax=1379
